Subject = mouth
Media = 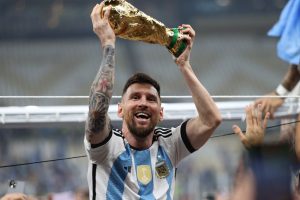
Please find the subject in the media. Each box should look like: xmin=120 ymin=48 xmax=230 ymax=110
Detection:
xmin=134 ymin=111 xmax=151 ymax=122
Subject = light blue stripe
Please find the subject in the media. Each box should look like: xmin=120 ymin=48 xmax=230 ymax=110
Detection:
xmin=133 ymin=150 xmax=155 ymax=200
xmin=158 ymin=146 xmax=174 ymax=200
xmin=267 ymin=0 xmax=300 ymax=64
xmin=106 ymin=144 xmax=131 ymax=200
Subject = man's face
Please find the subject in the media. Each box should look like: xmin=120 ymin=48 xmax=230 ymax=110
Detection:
xmin=118 ymin=83 xmax=163 ymax=138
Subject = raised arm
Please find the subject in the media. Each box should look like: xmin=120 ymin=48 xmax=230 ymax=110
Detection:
xmin=85 ymin=3 xmax=116 ymax=144
xmin=175 ymin=24 xmax=222 ymax=150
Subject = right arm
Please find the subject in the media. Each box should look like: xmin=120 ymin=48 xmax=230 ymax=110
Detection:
xmin=85 ymin=3 xmax=116 ymax=144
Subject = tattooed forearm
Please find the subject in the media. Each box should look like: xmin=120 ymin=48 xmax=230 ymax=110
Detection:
xmin=86 ymin=45 xmax=115 ymax=134
xmin=87 ymin=92 xmax=110 ymax=133
xmin=92 ymin=46 xmax=115 ymax=97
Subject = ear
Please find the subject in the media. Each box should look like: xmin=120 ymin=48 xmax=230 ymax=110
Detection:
xmin=159 ymin=106 xmax=164 ymax=122
xmin=117 ymin=102 xmax=124 ymax=118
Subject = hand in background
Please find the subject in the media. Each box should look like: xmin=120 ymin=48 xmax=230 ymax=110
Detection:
xmin=1 ymin=193 xmax=29 ymax=200
xmin=254 ymin=91 xmax=284 ymax=119
xmin=233 ymin=104 xmax=270 ymax=148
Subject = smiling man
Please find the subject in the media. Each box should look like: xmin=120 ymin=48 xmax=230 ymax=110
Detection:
xmin=84 ymin=2 xmax=221 ymax=200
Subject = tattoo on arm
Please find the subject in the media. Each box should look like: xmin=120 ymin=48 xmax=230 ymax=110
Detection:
xmin=86 ymin=45 xmax=115 ymax=134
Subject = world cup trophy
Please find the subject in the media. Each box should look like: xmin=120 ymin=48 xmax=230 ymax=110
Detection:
xmin=102 ymin=0 xmax=187 ymax=57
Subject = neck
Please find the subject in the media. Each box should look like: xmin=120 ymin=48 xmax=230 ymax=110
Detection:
xmin=122 ymin=123 xmax=154 ymax=150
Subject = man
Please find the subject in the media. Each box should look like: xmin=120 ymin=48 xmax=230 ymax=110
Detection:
xmin=255 ymin=0 xmax=300 ymax=118
xmin=84 ymin=2 xmax=222 ymax=199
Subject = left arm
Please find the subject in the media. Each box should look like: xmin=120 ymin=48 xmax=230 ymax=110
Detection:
xmin=175 ymin=24 xmax=222 ymax=150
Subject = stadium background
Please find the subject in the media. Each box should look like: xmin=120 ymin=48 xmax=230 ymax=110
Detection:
xmin=0 ymin=0 xmax=290 ymax=198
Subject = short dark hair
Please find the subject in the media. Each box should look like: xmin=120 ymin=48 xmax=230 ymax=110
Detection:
xmin=122 ymin=73 xmax=161 ymax=97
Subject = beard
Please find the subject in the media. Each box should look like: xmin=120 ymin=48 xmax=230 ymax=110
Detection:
xmin=126 ymin=117 xmax=157 ymax=139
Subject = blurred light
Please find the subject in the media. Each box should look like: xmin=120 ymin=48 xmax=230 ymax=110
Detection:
xmin=215 ymin=0 xmax=231 ymax=7
xmin=253 ymin=0 xmax=266 ymax=10
xmin=47 ymin=0 xmax=64 ymax=29
xmin=15 ymin=0 xmax=26 ymax=12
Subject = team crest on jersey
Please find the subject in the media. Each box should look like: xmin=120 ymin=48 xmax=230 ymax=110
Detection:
xmin=137 ymin=165 xmax=152 ymax=185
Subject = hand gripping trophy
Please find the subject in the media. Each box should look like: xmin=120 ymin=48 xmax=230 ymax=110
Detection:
xmin=102 ymin=0 xmax=187 ymax=57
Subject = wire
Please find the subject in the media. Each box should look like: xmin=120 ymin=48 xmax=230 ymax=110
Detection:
xmin=0 ymin=155 xmax=86 ymax=169
xmin=0 ymin=120 xmax=300 ymax=169
xmin=211 ymin=120 xmax=300 ymax=138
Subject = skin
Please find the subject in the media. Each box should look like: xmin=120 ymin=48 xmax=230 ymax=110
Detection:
xmin=86 ymin=2 xmax=222 ymax=150
xmin=254 ymin=64 xmax=299 ymax=118
xmin=118 ymin=83 xmax=163 ymax=149
xmin=232 ymin=104 xmax=270 ymax=148
xmin=1 ymin=193 xmax=29 ymax=200
xmin=85 ymin=3 xmax=115 ymax=145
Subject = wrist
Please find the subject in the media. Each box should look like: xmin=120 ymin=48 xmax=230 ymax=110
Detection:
xmin=275 ymin=84 xmax=289 ymax=97
xmin=100 ymin=37 xmax=116 ymax=48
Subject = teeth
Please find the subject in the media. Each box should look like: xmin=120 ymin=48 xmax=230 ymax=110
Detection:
xmin=136 ymin=112 xmax=150 ymax=119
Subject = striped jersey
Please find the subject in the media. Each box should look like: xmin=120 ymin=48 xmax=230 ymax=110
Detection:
xmin=84 ymin=120 xmax=195 ymax=200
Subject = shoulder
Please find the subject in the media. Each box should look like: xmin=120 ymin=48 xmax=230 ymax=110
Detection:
xmin=154 ymin=127 xmax=173 ymax=140
xmin=112 ymin=128 xmax=123 ymax=138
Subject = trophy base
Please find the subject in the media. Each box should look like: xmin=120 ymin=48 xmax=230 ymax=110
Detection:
xmin=167 ymin=28 xmax=187 ymax=57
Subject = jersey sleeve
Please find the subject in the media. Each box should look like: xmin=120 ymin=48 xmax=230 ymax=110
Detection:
xmin=158 ymin=120 xmax=195 ymax=167
xmin=84 ymin=129 xmax=124 ymax=164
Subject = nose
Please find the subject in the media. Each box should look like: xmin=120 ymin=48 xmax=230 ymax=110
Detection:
xmin=138 ymin=96 xmax=148 ymax=108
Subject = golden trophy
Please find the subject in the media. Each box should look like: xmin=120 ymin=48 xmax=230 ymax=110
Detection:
xmin=102 ymin=0 xmax=187 ymax=57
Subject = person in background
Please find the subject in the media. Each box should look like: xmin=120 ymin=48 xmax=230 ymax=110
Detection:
xmin=254 ymin=0 xmax=300 ymax=158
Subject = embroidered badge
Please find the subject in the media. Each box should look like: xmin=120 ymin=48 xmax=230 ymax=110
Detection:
xmin=137 ymin=165 xmax=152 ymax=185
xmin=155 ymin=156 xmax=169 ymax=179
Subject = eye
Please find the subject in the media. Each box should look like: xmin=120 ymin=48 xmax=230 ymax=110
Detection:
xmin=130 ymin=94 xmax=140 ymax=100
xmin=147 ymin=95 xmax=157 ymax=102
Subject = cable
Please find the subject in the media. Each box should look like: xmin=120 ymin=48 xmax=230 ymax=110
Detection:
xmin=0 ymin=120 xmax=300 ymax=169
xmin=0 ymin=155 xmax=86 ymax=169
xmin=211 ymin=120 xmax=300 ymax=138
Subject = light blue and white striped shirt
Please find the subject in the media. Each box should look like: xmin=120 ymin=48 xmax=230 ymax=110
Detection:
xmin=84 ymin=120 xmax=194 ymax=200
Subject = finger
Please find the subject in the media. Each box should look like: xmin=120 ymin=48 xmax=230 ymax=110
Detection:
xmin=99 ymin=1 xmax=105 ymax=11
xmin=269 ymin=106 xmax=276 ymax=119
xmin=251 ymin=105 xmax=259 ymax=127
xmin=91 ymin=4 xmax=102 ymax=23
xmin=232 ymin=125 xmax=246 ymax=142
xmin=103 ymin=5 xmax=112 ymax=20
xmin=245 ymin=105 xmax=253 ymax=127
xmin=254 ymin=98 xmax=261 ymax=104
xmin=179 ymin=34 xmax=191 ymax=42
xmin=264 ymin=103 xmax=270 ymax=115
xmin=180 ymin=26 xmax=195 ymax=39
xmin=90 ymin=4 xmax=100 ymax=20
xmin=179 ymin=24 xmax=194 ymax=32
xmin=257 ymin=104 xmax=262 ymax=128
xmin=263 ymin=112 xmax=270 ymax=130
xmin=261 ymin=104 xmax=268 ymax=118
xmin=99 ymin=1 xmax=106 ymax=18
xmin=179 ymin=25 xmax=192 ymax=33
